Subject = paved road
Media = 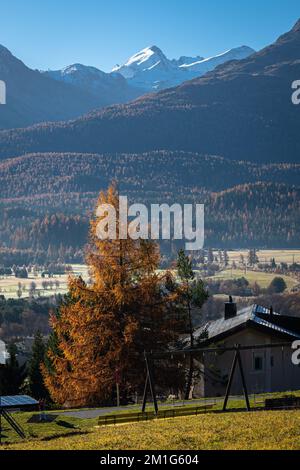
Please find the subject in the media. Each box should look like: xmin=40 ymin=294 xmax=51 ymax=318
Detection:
xmin=60 ymin=399 xmax=218 ymax=419
xmin=59 ymin=393 xmax=266 ymax=420
xmin=61 ymin=405 xmax=138 ymax=419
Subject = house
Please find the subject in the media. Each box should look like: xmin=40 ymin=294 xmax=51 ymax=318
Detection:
xmin=193 ymin=301 xmax=300 ymax=397
xmin=14 ymin=337 xmax=36 ymax=366
xmin=0 ymin=339 xmax=8 ymax=365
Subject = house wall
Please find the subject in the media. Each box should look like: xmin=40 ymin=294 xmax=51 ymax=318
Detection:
xmin=194 ymin=327 xmax=300 ymax=397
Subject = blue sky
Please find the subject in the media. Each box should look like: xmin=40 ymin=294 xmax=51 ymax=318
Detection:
xmin=1 ymin=0 xmax=300 ymax=71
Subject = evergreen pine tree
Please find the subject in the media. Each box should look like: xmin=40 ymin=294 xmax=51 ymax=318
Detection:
xmin=207 ymin=248 xmax=214 ymax=265
xmin=223 ymin=250 xmax=229 ymax=267
xmin=176 ymin=249 xmax=209 ymax=400
xmin=28 ymin=331 xmax=49 ymax=399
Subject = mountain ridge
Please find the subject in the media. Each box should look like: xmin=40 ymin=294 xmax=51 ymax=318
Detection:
xmin=0 ymin=42 xmax=255 ymax=130
xmin=42 ymin=63 xmax=141 ymax=106
xmin=0 ymin=19 xmax=299 ymax=162
xmin=0 ymin=44 xmax=139 ymax=130
xmin=111 ymin=44 xmax=254 ymax=90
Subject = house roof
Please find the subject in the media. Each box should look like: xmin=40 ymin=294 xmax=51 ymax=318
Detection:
xmin=194 ymin=304 xmax=300 ymax=345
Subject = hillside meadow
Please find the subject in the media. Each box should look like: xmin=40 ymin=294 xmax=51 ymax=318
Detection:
xmin=211 ymin=268 xmax=298 ymax=289
xmin=0 ymin=264 xmax=89 ymax=299
xmin=226 ymin=250 xmax=300 ymax=265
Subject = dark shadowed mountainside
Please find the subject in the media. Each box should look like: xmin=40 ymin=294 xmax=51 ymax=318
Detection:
xmin=0 ymin=45 xmax=140 ymax=130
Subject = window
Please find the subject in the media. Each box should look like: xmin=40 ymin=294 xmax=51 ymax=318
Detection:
xmin=253 ymin=354 xmax=264 ymax=372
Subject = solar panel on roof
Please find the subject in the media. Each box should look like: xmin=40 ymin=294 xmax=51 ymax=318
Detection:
xmin=0 ymin=395 xmax=38 ymax=408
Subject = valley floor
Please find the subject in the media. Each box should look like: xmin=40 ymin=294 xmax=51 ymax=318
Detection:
xmin=2 ymin=249 xmax=300 ymax=299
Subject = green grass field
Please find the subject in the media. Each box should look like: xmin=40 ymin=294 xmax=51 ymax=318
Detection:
xmin=211 ymin=268 xmax=297 ymax=289
xmin=2 ymin=410 xmax=300 ymax=450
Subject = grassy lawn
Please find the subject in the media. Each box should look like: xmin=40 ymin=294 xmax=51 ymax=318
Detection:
xmin=2 ymin=410 xmax=300 ymax=450
xmin=211 ymin=268 xmax=297 ymax=289
xmin=0 ymin=412 xmax=98 ymax=444
xmin=1 ymin=390 xmax=300 ymax=449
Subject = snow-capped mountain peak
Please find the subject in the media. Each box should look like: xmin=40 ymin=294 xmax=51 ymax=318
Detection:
xmin=126 ymin=45 xmax=165 ymax=65
xmin=41 ymin=63 xmax=141 ymax=106
xmin=112 ymin=45 xmax=171 ymax=79
xmin=41 ymin=44 xmax=256 ymax=99
xmin=61 ymin=63 xmax=105 ymax=76
xmin=111 ymin=44 xmax=255 ymax=91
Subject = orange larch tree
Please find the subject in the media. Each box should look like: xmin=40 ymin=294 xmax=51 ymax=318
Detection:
xmin=42 ymin=184 xmax=181 ymax=407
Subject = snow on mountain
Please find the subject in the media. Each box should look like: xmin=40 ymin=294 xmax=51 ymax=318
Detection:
xmin=112 ymin=45 xmax=255 ymax=91
xmin=45 ymin=64 xmax=122 ymax=92
xmin=112 ymin=46 xmax=170 ymax=78
xmin=41 ymin=45 xmax=256 ymax=105
xmin=113 ymin=45 xmax=188 ymax=89
xmin=171 ymin=55 xmax=204 ymax=67
xmin=180 ymin=46 xmax=255 ymax=75
xmin=42 ymin=64 xmax=141 ymax=105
